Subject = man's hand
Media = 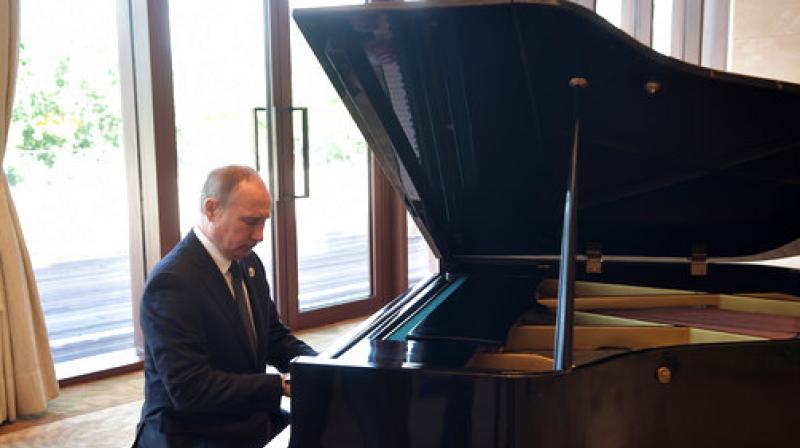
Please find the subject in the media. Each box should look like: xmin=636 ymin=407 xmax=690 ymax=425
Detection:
xmin=281 ymin=373 xmax=291 ymax=397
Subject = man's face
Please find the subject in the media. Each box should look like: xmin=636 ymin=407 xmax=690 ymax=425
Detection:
xmin=206 ymin=179 xmax=271 ymax=260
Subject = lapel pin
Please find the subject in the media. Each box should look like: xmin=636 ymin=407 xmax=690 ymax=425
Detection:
xmin=248 ymin=267 xmax=256 ymax=278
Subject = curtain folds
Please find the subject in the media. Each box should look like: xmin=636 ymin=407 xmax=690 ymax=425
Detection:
xmin=0 ymin=0 xmax=59 ymax=423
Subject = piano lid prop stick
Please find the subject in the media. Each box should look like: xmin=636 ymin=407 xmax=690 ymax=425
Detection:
xmin=554 ymin=77 xmax=588 ymax=371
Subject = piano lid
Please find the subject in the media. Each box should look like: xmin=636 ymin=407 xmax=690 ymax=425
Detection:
xmin=293 ymin=0 xmax=800 ymax=261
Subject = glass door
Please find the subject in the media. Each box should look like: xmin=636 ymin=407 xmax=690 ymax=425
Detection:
xmin=6 ymin=0 xmax=135 ymax=378
xmin=270 ymin=0 xmax=382 ymax=328
xmin=169 ymin=1 xmax=274 ymax=287
xmin=290 ymin=0 xmax=371 ymax=313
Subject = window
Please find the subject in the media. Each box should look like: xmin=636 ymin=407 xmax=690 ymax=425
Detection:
xmin=595 ymin=0 xmax=623 ymax=29
xmin=408 ymin=216 xmax=436 ymax=287
xmin=289 ymin=0 xmax=372 ymax=311
xmin=652 ymin=0 xmax=673 ymax=55
xmin=6 ymin=0 xmax=135 ymax=378
xmin=168 ymin=1 xmax=274 ymax=287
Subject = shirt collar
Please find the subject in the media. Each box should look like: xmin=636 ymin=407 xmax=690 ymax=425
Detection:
xmin=194 ymin=224 xmax=233 ymax=277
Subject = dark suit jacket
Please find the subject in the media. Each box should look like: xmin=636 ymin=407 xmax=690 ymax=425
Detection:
xmin=134 ymin=230 xmax=316 ymax=448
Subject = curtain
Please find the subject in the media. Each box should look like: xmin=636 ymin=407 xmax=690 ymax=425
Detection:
xmin=0 ymin=0 xmax=59 ymax=423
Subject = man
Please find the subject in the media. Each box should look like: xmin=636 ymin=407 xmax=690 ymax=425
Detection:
xmin=134 ymin=165 xmax=316 ymax=448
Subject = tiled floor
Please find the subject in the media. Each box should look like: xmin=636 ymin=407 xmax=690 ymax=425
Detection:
xmin=0 ymin=317 xmax=364 ymax=447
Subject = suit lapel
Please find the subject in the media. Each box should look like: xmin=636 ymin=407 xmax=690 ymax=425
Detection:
xmin=185 ymin=231 xmax=258 ymax=368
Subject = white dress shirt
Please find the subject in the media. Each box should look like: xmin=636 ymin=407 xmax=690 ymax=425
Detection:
xmin=194 ymin=225 xmax=257 ymax=336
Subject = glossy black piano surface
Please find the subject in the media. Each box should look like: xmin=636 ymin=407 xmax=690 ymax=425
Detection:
xmin=288 ymin=1 xmax=800 ymax=447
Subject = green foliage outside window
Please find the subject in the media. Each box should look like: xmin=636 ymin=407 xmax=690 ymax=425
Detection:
xmin=6 ymin=44 xmax=121 ymax=185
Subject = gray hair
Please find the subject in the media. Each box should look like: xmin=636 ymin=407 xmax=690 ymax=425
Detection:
xmin=200 ymin=165 xmax=263 ymax=213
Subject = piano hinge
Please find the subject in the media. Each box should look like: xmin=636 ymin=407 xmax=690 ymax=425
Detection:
xmin=586 ymin=243 xmax=603 ymax=274
xmin=690 ymin=245 xmax=708 ymax=276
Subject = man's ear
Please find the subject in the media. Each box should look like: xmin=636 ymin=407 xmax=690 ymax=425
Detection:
xmin=203 ymin=197 xmax=220 ymax=221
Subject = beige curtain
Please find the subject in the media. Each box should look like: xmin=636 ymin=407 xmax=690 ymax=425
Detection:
xmin=0 ymin=0 xmax=59 ymax=423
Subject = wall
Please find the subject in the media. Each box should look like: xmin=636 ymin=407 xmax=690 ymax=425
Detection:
xmin=729 ymin=0 xmax=800 ymax=83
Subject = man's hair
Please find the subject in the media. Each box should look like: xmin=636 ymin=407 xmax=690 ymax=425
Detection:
xmin=200 ymin=165 xmax=262 ymax=213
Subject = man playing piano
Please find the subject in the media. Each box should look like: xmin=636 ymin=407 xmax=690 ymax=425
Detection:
xmin=133 ymin=165 xmax=316 ymax=448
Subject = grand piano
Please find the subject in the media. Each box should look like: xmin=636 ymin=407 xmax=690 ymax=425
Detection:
xmin=288 ymin=1 xmax=800 ymax=446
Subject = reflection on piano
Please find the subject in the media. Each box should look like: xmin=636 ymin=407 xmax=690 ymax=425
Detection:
xmin=289 ymin=1 xmax=800 ymax=446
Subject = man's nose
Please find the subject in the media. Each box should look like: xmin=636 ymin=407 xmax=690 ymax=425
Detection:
xmin=253 ymin=224 xmax=264 ymax=242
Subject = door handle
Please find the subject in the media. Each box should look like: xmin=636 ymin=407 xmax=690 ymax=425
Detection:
xmin=277 ymin=106 xmax=310 ymax=199
xmin=291 ymin=106 xmax=310 ymax=199
xmin=252 ymin=107 xmax=267 ymax=172
xmin=259 ymin=106 xmax=310 ymax=199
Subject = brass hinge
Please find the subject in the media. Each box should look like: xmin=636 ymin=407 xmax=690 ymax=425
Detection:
xmin=690 ymin=245 xmax=708 ymax=276
xmin=586 ymin=243 xmax=603 ymax=274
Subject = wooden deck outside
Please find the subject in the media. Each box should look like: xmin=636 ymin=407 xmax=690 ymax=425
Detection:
xmin=37 ymin=234 xmax=431 ymax=365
